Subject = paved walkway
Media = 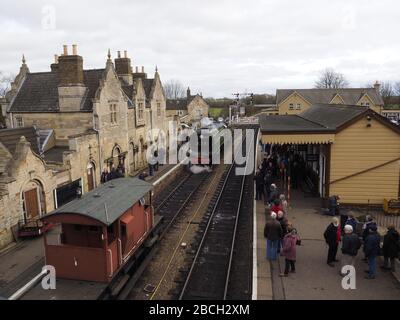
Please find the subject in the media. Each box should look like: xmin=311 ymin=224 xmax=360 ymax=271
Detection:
xmin=255 ymin=188 xmax=400 ymax=300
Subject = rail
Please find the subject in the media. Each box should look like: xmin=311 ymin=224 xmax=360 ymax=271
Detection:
xmin=179 ymin=129 xmax=255 ymax=300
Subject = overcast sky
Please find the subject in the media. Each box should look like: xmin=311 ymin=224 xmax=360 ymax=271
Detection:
xmin=1 ymin=0 xmax=400 ymax=97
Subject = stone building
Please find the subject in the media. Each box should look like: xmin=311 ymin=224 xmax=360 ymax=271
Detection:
xmin=276 ymin=84 xmax=384 ymax=115
xmin=166 ymin=87 xmax=209 ymax=125
xmin=0 ymin=45 xmax=169 ymax=249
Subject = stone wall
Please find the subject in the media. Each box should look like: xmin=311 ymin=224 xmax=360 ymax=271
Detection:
xmin=0 ymin=138 xmax=57 ymax=249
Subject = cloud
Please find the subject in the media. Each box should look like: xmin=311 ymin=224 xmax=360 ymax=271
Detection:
xmin=0 ymin=0 xmax=399 ymax=97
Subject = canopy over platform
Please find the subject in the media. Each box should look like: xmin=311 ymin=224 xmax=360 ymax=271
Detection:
xmin=259 ymin=104 xmax=373 ymax=145
xmin=43 ymin=178 xmax=153 ymax=226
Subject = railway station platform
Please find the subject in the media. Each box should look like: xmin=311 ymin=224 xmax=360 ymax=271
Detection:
xmin=0 ymin=163 xmax=182 ymax=300
xmin=253 ymin=187 xmax=400 ymax=300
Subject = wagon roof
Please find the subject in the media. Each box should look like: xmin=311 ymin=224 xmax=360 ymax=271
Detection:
xmin=43 ymin=178 xmax=153 ymax=226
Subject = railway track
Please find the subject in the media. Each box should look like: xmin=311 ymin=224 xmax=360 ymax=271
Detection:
xmin=178 ymin=128 xmax=256 ymax=300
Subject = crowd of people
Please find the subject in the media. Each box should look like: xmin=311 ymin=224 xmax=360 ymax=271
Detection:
xmin=257 ymin=148 xmax=400 ymax=282
xmin=100 ymin=164 xmax=126 ymax=183
xmin=258 ymin=152 xmax=300 ymax=278
xmin=324 ymin=215 xmax=400 ymax=279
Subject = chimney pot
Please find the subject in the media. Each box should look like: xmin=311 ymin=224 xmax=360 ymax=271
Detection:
xmin=124 ymin=50 xmax=128 ymax=58
xmin=141 ymin=66 xmax=144 ymax=73
xmin=54 ymin=54 xmax=59 ymax=63
xmin=72 ymin=44 xmax=77 ymax=55
xmin=136 ymin=66 xmax=139 ymax=73
xmin=63 ymin=45 xmax=68 ymax=56
xmin=118 ymin=51 xmax=121 ymax=58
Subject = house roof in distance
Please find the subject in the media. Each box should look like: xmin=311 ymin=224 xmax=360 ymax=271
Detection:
xmin=276 ymin=88 xmax=384 ymax=106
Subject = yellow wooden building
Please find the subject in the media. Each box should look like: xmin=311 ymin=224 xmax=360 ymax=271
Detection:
xmin=259 ymin=104 xmax=400 ymax=205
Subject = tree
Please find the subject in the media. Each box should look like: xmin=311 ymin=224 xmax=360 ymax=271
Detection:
xmin=379 ymin=82 xmax=393 ymax=105
xmin=394 ymin=82 xmax=400 ymax=96
xmin=0 ymin=72 xmax=14 ymax=98
xmin=164 ymin=79 xmax=185 ymax=99
xmin=315 ymin=68 xmax=349 ymax=89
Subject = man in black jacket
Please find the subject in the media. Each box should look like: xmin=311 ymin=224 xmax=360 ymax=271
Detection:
xmin=340 ymin=225 xmax=361 ymax=276
xmin=324 ymin=217 xmax=341 ymax=267
xmin=264 ymin=212 xmax=283 ymax=261
xmin=381 ymin=226 xmax=400 ymax=272
xmin=364 ymin=226 xmax=381 ymax=279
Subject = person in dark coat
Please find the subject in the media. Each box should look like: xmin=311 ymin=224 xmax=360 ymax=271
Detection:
xmin=268 ymin=184 xmax=279 ymax=205
xmin=340 ymin=225 xmax=361 ymax=275
xmin=264 ymin=170 xmax=273 ymax=200
xmin=328 ymin=195 xmax=340 ymax=216
xmin=254 ymin=170 xmax=265 ymax=201
xmin=264 ymin=212 xmax=283 ymax=261
xmin=345 ymin=214 xmax=358 ymax=233
xmin=324 ymin=217 xmax=341 ymax=267
xmin=362 ymin=215 xmax=377 ymax=261
xmin=364 ymin=225 xmax=381 ymax=279
xmin=381 ymin=226 xmax=400 ymax=272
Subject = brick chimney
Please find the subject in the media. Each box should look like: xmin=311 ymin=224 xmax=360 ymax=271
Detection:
xmin=50 ymin=54 xmax=59 ymax=72
xmin=58 ymin=44 xmax=84 ymax=86
xmin=133 ymin=65 xmax=147 ymax=80
xmin=57 ymin=45 xmax=87 ymax=112
xmin=114 ymin=50 xmax=133 ymax=85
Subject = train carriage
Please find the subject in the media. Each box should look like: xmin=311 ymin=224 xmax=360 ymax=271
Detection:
xmin=41 ymin=178 xmax=154 ymax=283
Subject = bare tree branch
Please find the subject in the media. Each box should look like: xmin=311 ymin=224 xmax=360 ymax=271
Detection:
xmin=0 ymin=71 xmax=14 ymax=98
xmin=164 ymin=79 xmax=185 ymax=99
xmin=315 ymin=68 xmax=349 ymax=89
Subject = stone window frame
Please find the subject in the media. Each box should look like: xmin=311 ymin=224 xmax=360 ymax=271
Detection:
xmin=15 ymin=116 xmax=24 ymax=128
xmin=110 ymin=104 xmax=117 ymax=124
xmin=157 ymin=102 xmax=161 ymax=117
xmin=289 ymin=103 xmax=294 ymax=110
xmin=138 ymin=102 xmax=144 ymax=120
xmin=296 ymin=103 xmax=301 ymax=110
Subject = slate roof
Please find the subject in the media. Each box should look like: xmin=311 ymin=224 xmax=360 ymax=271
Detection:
xmin=166 ymin=98 xmax=188 ymax=110
xmin=276 ymin=88 xmax=384 ymax=106
xmin=300 ymin=104 xmax=367 ymax=130
xmin=259 ymin=115 xmax=328 ymax=133
xmin=166 ymin=95 xmax=198 ymax=111
xmin=44 ymin=178 xmax=153 ymax=226
xmin=259 ymin=104 xmax=367 ymax=133
xmin=9 ymin=69 xmax=105 ymax=113
xmin=43 ymin=146 xmax=69 ymax=163
xmin=0 ymin=127 xmax=41 ymax=155
xmin=143 ymin=79 xmax=155 ymax=99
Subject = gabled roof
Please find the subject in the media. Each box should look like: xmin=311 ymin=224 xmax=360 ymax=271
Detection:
xmin=276 ymin=88 xmax=384 ymax=106
xmin=300 ymin=104 xmax=367 ymax=130
xmin=166 ymin=94 xmax=199 ymax=111
xmin=0 ymin=127 xmax=41 ymax=155
xmin=43 ymin=178 xmax=153 ymax=226
xmin=260 ymin=104 xmax=400 ymax=135
xmin=9 ymin=69 xmax=105 ymax=113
